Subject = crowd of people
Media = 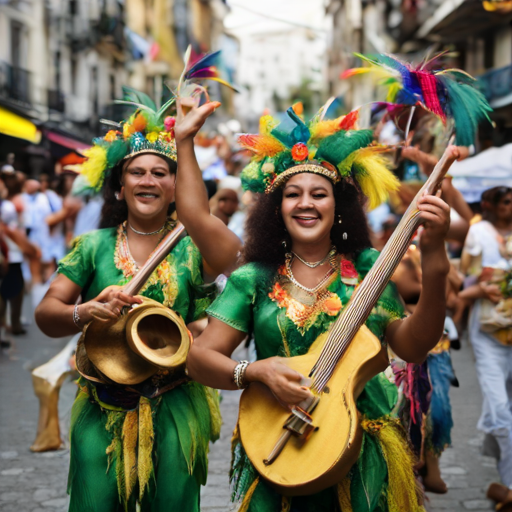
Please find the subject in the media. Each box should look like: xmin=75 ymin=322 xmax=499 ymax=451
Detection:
xmin=1 ymin=60 xmax=512 ymax=512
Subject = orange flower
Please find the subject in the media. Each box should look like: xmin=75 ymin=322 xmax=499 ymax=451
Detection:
xmin=291 ymin=143 xmax=309 ymax=162
xmin=269 ymin=282 xmax=288 ymax=305
xmin=132 ymin=113 xmax=147 ymax=132
xmin=323 ymin=294 xmax=342 ymax=316
xmin=104 ymin=130 xmax=118 ymax=142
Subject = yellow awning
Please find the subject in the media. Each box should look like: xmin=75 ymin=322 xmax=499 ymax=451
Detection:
xmin=0 ymin=106 xmax=41 ymax=144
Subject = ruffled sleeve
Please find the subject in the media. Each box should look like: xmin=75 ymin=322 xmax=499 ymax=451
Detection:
xmin=206 ymin=263 xmax=262 ymax=333
xmin=57 ymin=232 xmax=95 ymax=289
xmin=355 ymin=248 xmax=407 ymax=340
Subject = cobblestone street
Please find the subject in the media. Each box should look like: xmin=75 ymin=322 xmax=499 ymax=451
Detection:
xmin=0 ymin=306 xmax=502 ymax=511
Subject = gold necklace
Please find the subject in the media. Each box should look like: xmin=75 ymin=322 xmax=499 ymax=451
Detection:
xmin=291 ymin=246 xmax=336 ymax=268
xmin=284 ymin=252 xmax=337 ymax=294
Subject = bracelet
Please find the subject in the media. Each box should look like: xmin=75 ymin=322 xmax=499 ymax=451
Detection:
xmin=233 ymin=360 xmax=250 ymax=389
xmin=73 ymin=304 xmax=82 ymax=329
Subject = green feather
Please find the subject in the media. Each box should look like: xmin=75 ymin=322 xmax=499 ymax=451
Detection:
xmin=106 ymin=139 xmax=129 ymax=168
xmin=241 ymin=161 xmax=266 ymax=193
xmin=315 ymin=129 xmax=373 ymax=167
xmin=122 ymin=85 xmax=157 ymax=111
xmin=438 ymin=75 xmax=492 ymax=146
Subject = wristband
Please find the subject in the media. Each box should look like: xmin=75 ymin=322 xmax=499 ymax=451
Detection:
xmin=233 ymin=360 xmax=250 ymax=389
xmin=73 ymin=303 xmax=83 ymax=329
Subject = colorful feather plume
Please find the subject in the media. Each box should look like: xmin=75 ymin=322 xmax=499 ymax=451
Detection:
xmin=177 ymin=45 xmax=238 ymax=100
xmin=343 ymin=52 xmax=492 ymax=146
xmin=240 ymin=100 xmax=398 ymax=208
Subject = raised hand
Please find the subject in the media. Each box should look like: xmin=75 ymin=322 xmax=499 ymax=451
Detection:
xmin=174 ymin=98 xmax=221 ymax=143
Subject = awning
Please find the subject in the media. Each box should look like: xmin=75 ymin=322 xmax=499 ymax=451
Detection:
xmin=46 ymin=131 xmax=90 ymax=152
xmin=0 ymin=106 xmax=41 ymax=143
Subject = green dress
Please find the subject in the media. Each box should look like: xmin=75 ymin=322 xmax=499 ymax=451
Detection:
xmin=207 ymin=248 xmax=423 ymax=512
xmin=58 ymin=224 xmax=220 ymax=512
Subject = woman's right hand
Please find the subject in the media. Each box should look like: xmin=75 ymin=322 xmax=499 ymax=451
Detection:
xmin=175 ymin=99 xmax=221 ymax=143
xmin=245 ymin=357 xmax=313 ymax=407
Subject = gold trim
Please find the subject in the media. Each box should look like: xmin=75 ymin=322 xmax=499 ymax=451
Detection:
xmin=266 ymin=163 xmax=340 ymax=193
xmin=122 ymin=148 xmax=177 ymax=162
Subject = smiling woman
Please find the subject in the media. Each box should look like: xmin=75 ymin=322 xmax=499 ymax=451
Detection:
xmin=34 ymin=88 xmax=240 ymax=512
xmin=186 ymin=103 xmax=455 ymax=512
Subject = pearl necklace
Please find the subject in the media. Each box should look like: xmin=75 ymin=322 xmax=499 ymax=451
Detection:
xmin=291 ymin=246 xmax=337 ymax=268
xmin=128 ymin=222 xmax=166 ymax=236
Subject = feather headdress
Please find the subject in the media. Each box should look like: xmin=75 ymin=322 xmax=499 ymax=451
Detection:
xmin=80 ymin=47 xmax=237 ymax=192
xmin=342 ymin=53 xmax=492 ymax=147
xmin=240 ymin=103 xmax=400 ymax=210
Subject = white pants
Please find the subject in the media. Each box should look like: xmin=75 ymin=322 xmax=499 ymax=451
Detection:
xmin=470 ymin=301 xmax=512 ymax=487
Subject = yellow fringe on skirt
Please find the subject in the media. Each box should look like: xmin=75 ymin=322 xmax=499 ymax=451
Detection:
xmin=361 ymin=417 xmax=425 ymax=512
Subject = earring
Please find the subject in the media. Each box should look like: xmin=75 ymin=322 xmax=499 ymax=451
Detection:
xmin=282 ymin=239 xmax=287 ymax=249
xmin=338 ymin=214 xmax=342 ymax=224
xmin=343 ymin=232 xmax=348 ymax=240
xmin=115 ymin=192 xmax=120 ymax=200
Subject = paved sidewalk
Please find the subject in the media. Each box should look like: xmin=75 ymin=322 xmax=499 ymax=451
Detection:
xmin=0 ymin=304 xmax=503 ymax=512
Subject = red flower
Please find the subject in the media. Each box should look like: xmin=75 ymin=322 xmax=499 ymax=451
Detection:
xmin=291 ymin=143 xmax=309 ymax=161
xmin=269 ymin=282 xmax=288 ymax=304
xmin=340 ymin=259 xmax=358 ymax=279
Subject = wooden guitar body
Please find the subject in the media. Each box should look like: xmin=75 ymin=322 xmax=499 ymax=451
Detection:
xmin=238 ymin=325 xmax=388 ymax=496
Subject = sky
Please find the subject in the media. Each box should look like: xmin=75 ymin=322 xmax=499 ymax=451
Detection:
xmin=224 ymin=0 xmax=328 ymax=36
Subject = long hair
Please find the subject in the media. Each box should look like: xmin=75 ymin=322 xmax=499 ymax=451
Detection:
xmin=243 ymin=179 xmax=372 ymax=270
xmin=481 ymin=186 xmax=512 ymax=222
xmin=99 ymin=154 xmax=177 ymax=229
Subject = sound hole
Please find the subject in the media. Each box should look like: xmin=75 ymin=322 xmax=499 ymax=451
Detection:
xmin=137 ymin=315 xmax=181 ymax=357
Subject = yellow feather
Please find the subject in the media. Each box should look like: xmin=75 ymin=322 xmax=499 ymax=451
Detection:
xmin=238 ymin=477 xmax=259 ymax=512
xmin=340 ymin=147 xmax=399 ymax=210
xmin=81 ymin=145 xmax=108 ymax=190
xmin=309 ymin=117 xmax=344 ymax=143
xmin=122 ymin=410 xmax=138 ymax=504
xmin=138 ymin=397 xmax=154 ymax=501
xmin=362 ymin=418 xmax=424 ymax=512
xmin=337 ymin=477 xmax=353 ymax=511
xmin=259 ymin=115 xmax=278 ymax=135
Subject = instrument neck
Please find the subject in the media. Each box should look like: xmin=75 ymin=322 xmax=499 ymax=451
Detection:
xmin=123 ymin=222 xmax=185 ymax=296
xmin=310 ymin=150 xmax=455 ymax=392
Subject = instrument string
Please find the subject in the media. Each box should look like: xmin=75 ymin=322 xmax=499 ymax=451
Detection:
xmin=310 ymin=211 xmax=421 ymax=393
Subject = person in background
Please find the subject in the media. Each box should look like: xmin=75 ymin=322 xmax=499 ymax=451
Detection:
xmin=459 ymin=186 xmax=512 ymax=510
xmin=210 ymin=188 xmax=239 ymax=226
xmin=0 ymin=167 xmax=37 ymax=335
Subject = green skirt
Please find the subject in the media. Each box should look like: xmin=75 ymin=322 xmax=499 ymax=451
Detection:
xmin=67 ymin=380 xmax=221 ymax=512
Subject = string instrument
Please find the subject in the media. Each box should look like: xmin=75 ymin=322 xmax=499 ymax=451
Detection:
xmin=238 ymin=147 xmax=459 ymax=496
xmin=77 ymin=221 xmax=192 ymax=385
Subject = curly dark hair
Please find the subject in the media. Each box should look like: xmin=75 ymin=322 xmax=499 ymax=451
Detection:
xmin=243 ymin=179 xmax=372 ymax=269
xmin=99 ymin=154 xmax=177 ymax=229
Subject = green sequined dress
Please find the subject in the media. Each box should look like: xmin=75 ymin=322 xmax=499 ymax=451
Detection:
xmin=58 ymin=225 xmax=220 ymax=512
xmin=207 ymin=248 xmax=423 ymax=512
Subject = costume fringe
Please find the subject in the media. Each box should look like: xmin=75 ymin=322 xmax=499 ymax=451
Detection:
xmin=362 ymin=417 xmax=424 ymax=512
xmin=204 ymin=387 xmax=222 ymax=442
xmin=122 ymin=410 xmax=139 ymax=506
xmin=337 ymin=476 xmax=353 ymax=512
xmin=238 ymin=477 xmax=259 ymax=512
xmin=137 ymin=397 xmax=154 ymax=501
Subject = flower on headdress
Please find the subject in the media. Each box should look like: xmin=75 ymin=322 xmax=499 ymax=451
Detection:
xmin=340 ymin=259 xmax=359 ymax=285
xmin=132 ymin=113 xmax=147 ymax=132
xmin=104 ymin=130 xmax=118 ymax=142
xmin=123 ymin=123 xmax=135 ymax=139
xmin=262 ymin=162 xmax=275 ymax=174
xmin=146 ymin=132 xmax=159 ymax=143
xmin=164 ymin=116 xmax=176 ymax=132
xmin=292 ymin=143 xmax=309 ymax=162
xmin=323 ymin=294 xmax=342 ymax=316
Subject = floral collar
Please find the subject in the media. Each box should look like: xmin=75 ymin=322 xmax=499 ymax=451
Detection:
xmin=113 ymin=218 xmax=179 ymax=307
xmin=269 ymin=255 xmax=360 ymax=333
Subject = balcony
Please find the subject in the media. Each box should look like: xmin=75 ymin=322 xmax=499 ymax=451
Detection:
xmin=47 ymin=89 xmax=66 ymax=113
xmin=0 ymin=61 xmax=32 ymax=107
xmin=478 ymin=64 xmax=512 ymax=108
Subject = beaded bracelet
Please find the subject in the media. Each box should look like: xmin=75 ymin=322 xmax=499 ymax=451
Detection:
xmin=73 ymin=304 xmax=82 ymax=329
xmin=233 ymin=360 xmax=250 ymax=389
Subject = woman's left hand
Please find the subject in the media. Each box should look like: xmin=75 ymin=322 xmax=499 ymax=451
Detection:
xmin=418 ymin=191 xmax=451 ymax=253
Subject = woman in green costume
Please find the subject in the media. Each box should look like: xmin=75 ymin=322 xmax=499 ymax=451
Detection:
xmin=35 ymin=92 xmax=240 ymax=511
xmin=186 ymin=104 xmax=453 ymax=511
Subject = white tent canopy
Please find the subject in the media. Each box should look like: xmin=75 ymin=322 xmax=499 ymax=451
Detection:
xmin=450 ymin=144 xmax=512 ymax=203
